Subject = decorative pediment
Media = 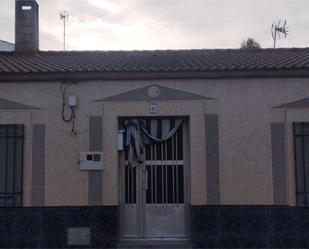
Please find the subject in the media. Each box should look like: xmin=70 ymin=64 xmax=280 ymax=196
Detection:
xmin=275 ymin=97 xmax=309 ymax=109
xmin=96 ymin=85 xmax=213 ymax=102
xmin=0 ymin=98 xmax=39 ymax=110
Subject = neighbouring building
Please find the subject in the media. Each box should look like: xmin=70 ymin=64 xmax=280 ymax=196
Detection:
xmin=1 ymin=0 xmax=309 ymax=248
xmin=0 ymin=40 xmax=14 ymax=51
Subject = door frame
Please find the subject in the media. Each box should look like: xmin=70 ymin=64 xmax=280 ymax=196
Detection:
xmin=118 ymin=116 xmax=191 ymax=240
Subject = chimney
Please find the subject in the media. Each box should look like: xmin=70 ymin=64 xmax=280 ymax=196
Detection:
xmin=15 ymin=0 xmax=39 ymax=52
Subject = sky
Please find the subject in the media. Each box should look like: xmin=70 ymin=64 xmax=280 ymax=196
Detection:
xmin=0 ymin=0 xmax=308 ymax=51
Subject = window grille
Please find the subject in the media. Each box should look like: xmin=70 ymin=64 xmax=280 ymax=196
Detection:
xmin=0 ymin=125 xmax=24 ymax=207
xmin=293 ymin=123 xmax=309 ymax=206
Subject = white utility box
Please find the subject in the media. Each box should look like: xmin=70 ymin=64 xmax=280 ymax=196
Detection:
xmin=117 ymin=130 xmax=124 ymax=151
xmin=68 ymin=95 xmax=77 ymax=107
xmin=79 ymin=152 xmax=102 ymax=170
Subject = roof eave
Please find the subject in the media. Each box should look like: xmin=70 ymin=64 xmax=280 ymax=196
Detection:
xmin=0 ymin=69 xmax=309 ymax=82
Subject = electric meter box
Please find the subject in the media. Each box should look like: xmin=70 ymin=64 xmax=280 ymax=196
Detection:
xmin=68 ymin=95 xmax=77 ymax=107
xmin=79 ymin=152 xmax=103 ymax=170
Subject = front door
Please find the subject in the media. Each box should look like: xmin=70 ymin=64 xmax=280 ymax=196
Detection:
xmin=120 ymin=120 xmax=189 ymax=239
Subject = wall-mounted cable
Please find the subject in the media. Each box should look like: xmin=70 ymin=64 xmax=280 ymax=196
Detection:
xmin=60 ymin=82 xmax=77 ymax=135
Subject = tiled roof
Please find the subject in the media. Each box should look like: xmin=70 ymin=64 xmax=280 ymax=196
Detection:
xmin=0 ymin=48 xmax=309 ymax=81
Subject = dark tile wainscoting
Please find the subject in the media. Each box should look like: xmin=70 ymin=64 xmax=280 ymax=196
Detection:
xmin=191 ymin=205 xmax=309 ymax=248
xmin=0 ymin=206 xmax=117 ymax=248
xmin=1 ymin=205 xmax=309 ymax=248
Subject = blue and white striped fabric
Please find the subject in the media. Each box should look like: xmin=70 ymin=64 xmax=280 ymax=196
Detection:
xmin=123 ymin=118 xmax=183 ymax=167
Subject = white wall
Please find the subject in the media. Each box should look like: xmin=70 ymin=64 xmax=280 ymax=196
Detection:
xmin=0 ymin=77 xmax=307 ymax=206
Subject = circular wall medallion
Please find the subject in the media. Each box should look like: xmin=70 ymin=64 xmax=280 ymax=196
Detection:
xmin=147 ymin=86 xmax=160 ymax=98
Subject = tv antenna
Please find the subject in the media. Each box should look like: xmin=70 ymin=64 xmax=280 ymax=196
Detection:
xmin=60 ymin=10 xmax=69 ymax=50
xmin=271 ymin=20 xmax=288 ymax=48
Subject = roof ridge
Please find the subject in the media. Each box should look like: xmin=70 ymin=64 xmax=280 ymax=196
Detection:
xmin=32 ymin=47 xmax=309 ymax=54
xmin=3 ymin=47 xmax=309 ymax=55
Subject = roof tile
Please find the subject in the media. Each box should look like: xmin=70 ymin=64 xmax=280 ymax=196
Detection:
xmin=0 ymin=48 xmax=308 ymax=79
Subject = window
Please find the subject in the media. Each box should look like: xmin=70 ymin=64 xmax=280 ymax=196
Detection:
xmin=0 ymin=125 xmax=24 ymax=207
xmin=294 ymin=123 xmax=309 ymax=206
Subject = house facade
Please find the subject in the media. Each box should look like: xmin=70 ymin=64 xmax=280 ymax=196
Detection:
xmin=1 ymin=0 xmax=309 ymax=248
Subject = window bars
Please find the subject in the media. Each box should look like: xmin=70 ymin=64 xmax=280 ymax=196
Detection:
xmin=0 ymin=125 xmax=24 ymax=207
xmin=294 ymin=123 xmax=309 ymax=206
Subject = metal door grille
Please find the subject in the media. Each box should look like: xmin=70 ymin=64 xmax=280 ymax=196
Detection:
xmin=123 ymin=124 xmax=184 ymax=205
xmin=145 ymin=126 xmax=184 ymax=204
xmin=146 ymin=163 xmax=184 ymax=204
xmin=0 ymin=125 xmax=24 ymax=207
xmin=121 ymin=120 xmax=188 ymax=238
xmin=124 ymin=165 xmax=136 ymax=204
